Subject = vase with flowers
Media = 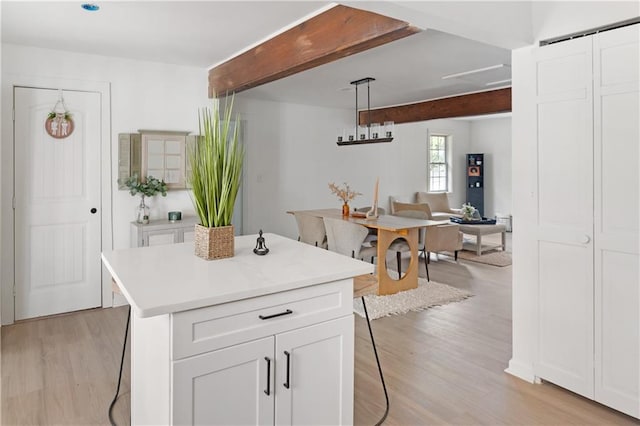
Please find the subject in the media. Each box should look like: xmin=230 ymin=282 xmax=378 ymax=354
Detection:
xmin=329 ymin=182 xmax=361 ymax=216
xmin=121 ymin=174 xmax=168 ymax=224
xmin=461 ymin=202 xmax=477 ymax=221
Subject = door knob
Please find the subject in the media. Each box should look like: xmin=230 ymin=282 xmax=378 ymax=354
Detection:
xmin=579 ymin=235 xmax=590 ymax=244
xmin=90 ymin=208 xmax=97 ymax=214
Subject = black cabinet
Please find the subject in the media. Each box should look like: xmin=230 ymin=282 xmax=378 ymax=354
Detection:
xmin=466 ymin=153 xmax=484 ymax=216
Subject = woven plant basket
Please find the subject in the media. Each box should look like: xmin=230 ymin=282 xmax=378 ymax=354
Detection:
xmin=194 ymin=224 xmax=234 ymax=260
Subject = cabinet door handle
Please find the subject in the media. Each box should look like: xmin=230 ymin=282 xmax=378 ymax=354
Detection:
xmin=264 ymin=357 xmax=271 ymax=396
xmin=283 ymin=351 xmax=291 ymax=389
xmin=258 ymin=309 xmax=293 ymax=320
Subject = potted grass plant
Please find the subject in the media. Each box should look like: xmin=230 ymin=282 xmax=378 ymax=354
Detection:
xmin=188 ymin=97 xmax=243 ymax=260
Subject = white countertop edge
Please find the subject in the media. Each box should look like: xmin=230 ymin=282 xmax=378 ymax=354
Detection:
xmin=103 ymin=250 xmax=374 ymax=318
xmin=138 ymin=267 xmax=372 ymax=318
xmin=102 ymin=253 xmax=143 ymax=315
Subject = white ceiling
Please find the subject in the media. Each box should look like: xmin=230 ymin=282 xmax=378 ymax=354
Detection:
xmin=1 ymin=1 xmax=513 ymax=110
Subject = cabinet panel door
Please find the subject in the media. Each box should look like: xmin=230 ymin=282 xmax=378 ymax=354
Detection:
xmin=533 ymin=36 xmax=595 ymax=399
xmin=173 ymin=336 xmax=274 ymax=426
xmin=145 ymin=229 xmax=178 ymax=246
xmin=183 ymin=229 xmax=195 ymax=243
xmin=593 ymin=24 xmax=639 ymax=418
xmin=275 ymin=316 xmax=353 ymax=426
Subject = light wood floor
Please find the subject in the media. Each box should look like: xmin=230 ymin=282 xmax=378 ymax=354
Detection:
xmin=2 ymin=234 xmax=638 ymax=425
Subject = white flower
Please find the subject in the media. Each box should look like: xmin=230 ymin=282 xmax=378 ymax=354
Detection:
xmin=461 ymin=203 xmax=476 ymax=216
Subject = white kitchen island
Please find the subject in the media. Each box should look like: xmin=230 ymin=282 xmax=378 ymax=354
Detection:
xmin=101 ymin=233 xmax=374 ymax=426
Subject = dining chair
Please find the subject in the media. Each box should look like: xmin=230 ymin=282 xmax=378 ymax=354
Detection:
xmin=293 ymin=211 xmax=328 ymax=249
xmin=323 ymin=217 xmax=376 ymax=261
xmin=394 ymin=210 xmax=463 ymax=281
xmin=424 ymin=223 xmax=463 ymax=265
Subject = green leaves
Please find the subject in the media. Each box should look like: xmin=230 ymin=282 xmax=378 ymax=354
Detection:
xmin=188 ymin=96 xmax=244 ymax=228
xmin=120 ymin=174 xmax=168 ymax=197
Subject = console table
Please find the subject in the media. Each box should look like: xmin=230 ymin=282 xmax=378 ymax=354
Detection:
xmin=130 ymin=216 xmax=198 ymax=247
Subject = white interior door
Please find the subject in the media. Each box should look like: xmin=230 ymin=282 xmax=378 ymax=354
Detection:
xmin=14 ymin=87 xmax=102 ymax=320
xmin=593 ymin=24 xmax=640 ymax=418
xmin=533 ymin=36 xmax=595 ymax=399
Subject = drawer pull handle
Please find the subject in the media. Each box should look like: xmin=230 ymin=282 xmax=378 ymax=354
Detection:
xmin=284 ymin=351 xmax=291 ymax=389
xmin=259 ymin=309 xmax=293 ymax=320
xmin=264 ymin=357 xmax=271 ymax=396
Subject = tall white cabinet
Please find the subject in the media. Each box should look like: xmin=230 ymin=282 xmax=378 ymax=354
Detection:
xmin=529 ymin=24 xmax=639 ymax=418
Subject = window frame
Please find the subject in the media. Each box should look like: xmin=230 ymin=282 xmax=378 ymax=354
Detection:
xmin=427 ymin=132 xmax=451 ymax=193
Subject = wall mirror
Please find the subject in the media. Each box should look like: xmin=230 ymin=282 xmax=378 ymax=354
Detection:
xmin=118 ymin=130 xmax=197 ymax=190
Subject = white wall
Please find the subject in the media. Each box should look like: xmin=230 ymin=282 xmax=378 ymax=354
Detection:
xmin=1 ymin=44 xmax=209 ymax=245
xmin=468 ymin=117 xmax=512 ymax=218
xmin=1 ymin=44 xmax=209 ymax=323
xmin=235 ymin=96 xmax=471 ymax=240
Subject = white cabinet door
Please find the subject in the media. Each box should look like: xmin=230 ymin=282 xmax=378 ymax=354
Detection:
xmin=274 ymin=316 xmax=354 ymax=426
xmin=145 ymin=229 xmax=178 ymax=246
xmin=183 ymin=229 xmax=195 ymax=243
xmin=533 ymin=36 xmax=595 ymax=399
xmin=173 ymin=337 xmax=275 ymax=426
xmin=593 ymin=24 xmax=640 ymax=418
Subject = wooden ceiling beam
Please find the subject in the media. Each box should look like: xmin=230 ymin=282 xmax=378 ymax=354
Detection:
xmin=359 ymin=88 xmax=512 ymax=125
xmin=208 ymin=5 xmax=420 ymax=97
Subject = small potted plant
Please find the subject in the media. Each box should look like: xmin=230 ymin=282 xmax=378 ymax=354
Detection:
xmin=188 ymin=97 xmax=243 ymax=260
xmin=121 ymin=174 xmax=168 ymax=224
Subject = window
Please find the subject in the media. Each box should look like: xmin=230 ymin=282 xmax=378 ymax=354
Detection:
xmin=428 ymin=134 xmax=449 ymax=192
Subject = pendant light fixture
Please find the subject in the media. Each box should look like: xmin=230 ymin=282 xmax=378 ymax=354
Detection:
xmin=337 ymin=77 xmax=394 ymax=146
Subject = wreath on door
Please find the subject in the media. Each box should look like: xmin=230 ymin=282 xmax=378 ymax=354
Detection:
xmin=45 ymin=93 xmax=74 ymax=139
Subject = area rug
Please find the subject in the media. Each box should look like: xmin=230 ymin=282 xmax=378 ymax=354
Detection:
xmin=353 ymin=277 xmax=472 ymax=320
xmin=456 ymin=249 xmax=512 ymax=267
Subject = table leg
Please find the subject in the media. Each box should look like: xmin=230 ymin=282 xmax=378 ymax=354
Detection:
xmin=376 ymin=227 xmax=419 ymax=295
xmin=502 ymin=231 xmax=506 ymax=251
xmin=476 ymin=234 xmax=482 ymax=256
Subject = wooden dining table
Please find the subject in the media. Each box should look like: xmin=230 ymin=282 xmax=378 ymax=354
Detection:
xmin=289 ymin=209 xmax=448 ymax=295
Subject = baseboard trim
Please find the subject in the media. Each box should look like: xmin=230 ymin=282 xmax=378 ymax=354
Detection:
xmin=505 ymin=358 xmax=536 ymax=383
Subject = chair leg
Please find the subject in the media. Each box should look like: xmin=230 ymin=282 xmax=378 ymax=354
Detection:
xmin=455 ymin=250 xmax=459 ymax=261
xmin=108 ymin=305 xmax=131 ymax=426
xmin=422 ymin=249 xmax=430 ymax=282
xmin=361 ymin=297 xmax=390 ymax=426
xmin=396 ymin=251 xmax=402 ymax=279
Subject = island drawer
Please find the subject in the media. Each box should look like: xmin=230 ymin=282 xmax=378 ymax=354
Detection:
xmin=171 ymin=279 xmax=352 ymax=359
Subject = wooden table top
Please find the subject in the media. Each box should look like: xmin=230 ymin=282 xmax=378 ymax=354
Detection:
xmin=288 ymin=208 xmax=448 ymax=232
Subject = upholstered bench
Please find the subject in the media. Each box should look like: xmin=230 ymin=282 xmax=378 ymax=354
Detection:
xmin=458 ymin=223 xmax=506 ymax=256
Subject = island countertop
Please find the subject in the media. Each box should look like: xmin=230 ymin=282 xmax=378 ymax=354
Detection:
xmin=102 ymin=233 xmax=374 ymax=318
